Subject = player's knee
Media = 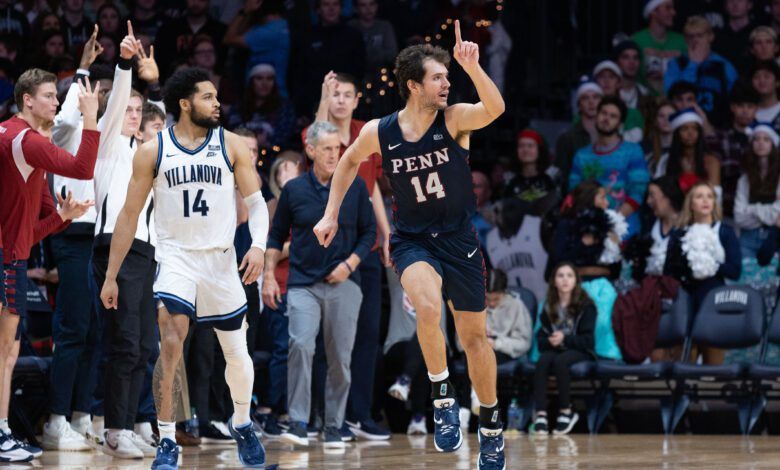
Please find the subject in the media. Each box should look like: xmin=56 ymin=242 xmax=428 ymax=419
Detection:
xmin=160 ymin=331 xmax=184 ymax=358
xmin=460 ymin=328 xmax=489 ymax=353
xmin=414 ymin=299 xmax=440 ymax=325
xmin=289 ymin=336 xmax=315 ymax=356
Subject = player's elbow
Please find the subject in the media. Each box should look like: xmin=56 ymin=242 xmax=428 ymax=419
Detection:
xmin=491 ymin=98 xmax=506 ymax=118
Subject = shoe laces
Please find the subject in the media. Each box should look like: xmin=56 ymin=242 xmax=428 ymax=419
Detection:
xmin=434 ymin=405 xmax=459 ymax=436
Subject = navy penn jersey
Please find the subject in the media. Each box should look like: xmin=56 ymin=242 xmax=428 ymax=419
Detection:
xmin=378 ymin=110 xmax=476 ymax=235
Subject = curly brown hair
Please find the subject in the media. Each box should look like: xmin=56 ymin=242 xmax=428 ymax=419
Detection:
xmin=394 ymin=44 xmax=450 ymax=101
xmin=544 ymin=262 xmax=593 ymax=325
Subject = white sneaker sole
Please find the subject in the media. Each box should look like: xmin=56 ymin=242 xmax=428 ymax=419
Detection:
xmin=553 ymin=413 xmax=579 ymax=435
xmin=41 ymin=438 xmax=90 ymax=452
xmin=280 ymin=433 xmax=308 ymax=447
xmin=346 ymin=423 xmax=391 ymax=441
xmin=433 ymin=429 xmax=463 ymax=453
xmin=100 ymin=445 xmax=143 ymax=459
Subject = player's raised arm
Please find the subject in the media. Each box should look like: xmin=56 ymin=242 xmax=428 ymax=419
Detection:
xmin=447 ymin=20 xmax=505 ymax=133
xmin=229 ymin=131 xmax=268 ymax=285
xmin=100 ymin=139 xmax=157 ymax=309
xmin=313 ymin=119 xmax=381 ymax=247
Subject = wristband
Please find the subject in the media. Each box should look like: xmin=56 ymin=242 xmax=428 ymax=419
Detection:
xmin=341 ymin=261 xmax=353 ymax=273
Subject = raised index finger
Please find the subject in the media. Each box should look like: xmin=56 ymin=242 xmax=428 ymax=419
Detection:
xmin=454 ymin=19 xmax=462 ymax=44
xmin=127 ymin=20 xmax=134 ymax=38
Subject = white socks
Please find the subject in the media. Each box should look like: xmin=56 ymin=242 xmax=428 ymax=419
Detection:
xmin=215 ymin=326 xmax=254 ymax=427
xmin=428 ymin=368 xmax=449 ymax=383
xmin=0 ymin=418 xmax=10 ymax=433
xmin=49 ymin=414 xmax=67 ymax=427
xmin=158 ymin=420 xmax=176 ymax=443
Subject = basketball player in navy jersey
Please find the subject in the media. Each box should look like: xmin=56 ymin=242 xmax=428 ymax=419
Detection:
xmin=314 ymin=21 xmax=506 ymax=470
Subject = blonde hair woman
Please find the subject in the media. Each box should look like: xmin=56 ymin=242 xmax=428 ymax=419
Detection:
xmin=663 ymin=182 xmax=741 ymax=364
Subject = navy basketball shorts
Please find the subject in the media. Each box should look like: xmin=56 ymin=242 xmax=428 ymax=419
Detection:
xmin=390 ymin=227 xmax=486 ymax=312
xmin=2 ymin=259 xmax=27 ymax=340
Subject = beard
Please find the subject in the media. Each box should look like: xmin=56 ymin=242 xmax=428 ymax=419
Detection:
xmin=191 ymin=107 xmax=221 ymax=129
xmin=596 ymin=121 xmax=620 ymax=137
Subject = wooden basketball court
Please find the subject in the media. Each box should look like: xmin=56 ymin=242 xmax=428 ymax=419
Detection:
xmin=33 ymin=433 xmax=780 ymax=468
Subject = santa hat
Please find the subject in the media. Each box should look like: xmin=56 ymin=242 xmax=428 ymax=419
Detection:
xmin=746 ymin=121 xmax=780 ymax=147
xmin=669 ymin=108 xmax=703 ymax=131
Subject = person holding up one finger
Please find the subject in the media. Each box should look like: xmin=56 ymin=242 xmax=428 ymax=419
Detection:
xmin=88 ymin=21 xmax=163 ymax=460
xmin=266 ymin=120 xmax=375 ymax=449
xmin=313 ymin=19 xmax=506 ymax=469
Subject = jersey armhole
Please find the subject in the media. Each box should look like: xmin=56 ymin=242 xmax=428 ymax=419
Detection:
xmin=219 ymin=127 xmax=234 ymax=173
xmin=153 ymin=131 xmax=162 ymax=177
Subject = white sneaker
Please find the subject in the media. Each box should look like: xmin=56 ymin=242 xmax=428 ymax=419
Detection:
xmin=0 ymin=431 xmax=33 ymax=462
xmin=134 ymin=423 xmax=158 ymax=448
xmin=210 ymin=421 xmax=231 ymax=438
xmin=70 ymin=415 xmax=91 ymax=437
xmin=470 ymin=388 xmax=480 ymax=416
xmin=84 ymin=427 xmax=104 ymax=451
xmin=388 ymin=377 xmax=410 ymax=402
xmin=128 ymin=432 xmax=156 ymax=457
xmin=406 ymin=416 xmax=427 ymax=435
xmin=101 ymin=430 xmax=143 ymax=459
xmin=42 ymin=421 xmax=90 ymax=451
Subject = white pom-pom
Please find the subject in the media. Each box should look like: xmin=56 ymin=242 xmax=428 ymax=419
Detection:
xmin=681 ymin=223 xmax=725 ymax=279
xmin=598 ymin=209 xmax=627 ymax=265
xmin=645 ymin=239 xmax=668 ymax=275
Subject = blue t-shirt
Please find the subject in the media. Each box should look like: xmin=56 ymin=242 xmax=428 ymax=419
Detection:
xmin=245 ymin=19 xmax=291 ymax=97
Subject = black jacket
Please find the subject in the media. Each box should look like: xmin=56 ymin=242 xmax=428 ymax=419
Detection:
xmin=537 ymin=303 xmax=597 ymax=356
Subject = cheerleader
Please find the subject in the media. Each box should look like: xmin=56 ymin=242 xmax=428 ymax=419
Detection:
xmin=664 ymin=182 xmax=741 ymax=365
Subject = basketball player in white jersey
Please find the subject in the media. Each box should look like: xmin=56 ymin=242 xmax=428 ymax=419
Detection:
xmin=99 ymin=68 xmax=269 ymax=469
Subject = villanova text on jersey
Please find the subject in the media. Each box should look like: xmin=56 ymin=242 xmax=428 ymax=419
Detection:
xmin=163 ymin=164 xmax=224 ymax=188
xmin=378 ymin=111 xmax=476 ymax=235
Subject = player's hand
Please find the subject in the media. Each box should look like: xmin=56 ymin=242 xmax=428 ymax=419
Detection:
xmin=320 ymin=70 xmax=338 ymax=104
xmin=239 ymin=247 xmax=265 ymax=284
xmin=56 ymin=191 xmax=95 ymax=221
xmin=79 ymin=24 xmax=104 ymax=69
xmin=77 ymin=76 xmax=101 ymax=120
xmin=326 ymin=262 xmax=350 ymax=284
xmin=453 ymin=20 xmax=479 ymax=73
xmin=313 ymin=216 xmax=339 ymax=247
xmin=120 ymin=21 xmax=139 ymax=60
xmin=262 ymin=274 xmax=282 ymax=309
xmin=380 ymin=237 xmax=391 ymax=267
xmin=101 ymin=278 xmax=119 ymax=309
xmin=136 ymin=43 xmax=159 ymax=83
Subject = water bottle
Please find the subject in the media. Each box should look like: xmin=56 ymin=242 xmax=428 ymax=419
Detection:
xmin=507 ymin=398 xmax=521 ymax=432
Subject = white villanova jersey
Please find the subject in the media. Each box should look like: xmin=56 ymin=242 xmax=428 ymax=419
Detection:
xmin=153 ymin=126 xmax=236 ymax=252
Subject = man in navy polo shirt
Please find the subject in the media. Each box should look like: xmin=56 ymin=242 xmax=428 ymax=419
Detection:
xmin=263 ymin=121 xmax=375 ymax=449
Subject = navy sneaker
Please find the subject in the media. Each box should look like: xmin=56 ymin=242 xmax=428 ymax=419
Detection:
xmin=345 ymin=419 xmax=391 ymax=441
xmin=258 ymin=414 xmax=283 ymax=440
xmin=280 ymin=421 xmax=308 ymax=446
xmin=339 ymin=423 xmax=355 ymax=442
xmin=151 ymin=438 xmax=179 ymax=470
xmin=306 ymin=423 xmax=320 ymax=438
xmin=11 ymin=435 xmax=42 ymax=458
xmin=228 ymin=418 xmax=265 ymax=468
xmin=321 ymin=426 xmax=344 ymax=449
xmin=432 ymin=399 xmax=463 ymax=452
xmin=477 ymin=427 xmax=506 ymax=470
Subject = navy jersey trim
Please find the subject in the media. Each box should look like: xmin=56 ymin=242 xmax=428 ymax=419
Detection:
xmin=197 ymin=303 xmax=247 ymax=323
xmin=153 ymin=131 xmax=163 ymax=177
xmin=219 ymin=127 xmax=234 ymax=172
xmin=168 ymin=126 xmax=214 ymax=155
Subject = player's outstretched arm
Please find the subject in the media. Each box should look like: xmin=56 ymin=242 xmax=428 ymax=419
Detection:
xmin=228 ymin=131 xmax=268 ymax=284
xmin=447 ymin=20 xmax=505 ymax=133
xmin=314 ymin=119 xmax=381 ymax=247
xmin=100 ymin=139 xmax=157 ymax=310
